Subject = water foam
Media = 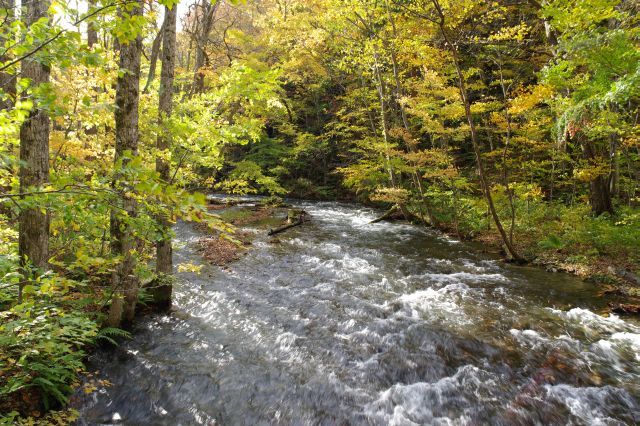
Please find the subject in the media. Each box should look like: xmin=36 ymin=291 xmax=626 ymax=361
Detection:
xmin=543 ymin=384 xmax=639 ymax=425
xmin=365 ymin=365 xmax=499 ymax=425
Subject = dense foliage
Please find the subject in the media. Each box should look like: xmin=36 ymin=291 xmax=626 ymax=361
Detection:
xmin=0 ymin=0 xmax=638 ymax=419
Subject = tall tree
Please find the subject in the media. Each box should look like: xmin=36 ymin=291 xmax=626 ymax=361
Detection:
xmin=18 ymin=0 xmax=51 ymax=287
xmin=428 ymin=0 xmax=522 ymax=260
xmin=108 ymin=0 xmax=144 ymax=327
xmin=152 ymin=2 xmax=178 ymax=307
xmin=143 ymin=18 xmax=167 ymax=93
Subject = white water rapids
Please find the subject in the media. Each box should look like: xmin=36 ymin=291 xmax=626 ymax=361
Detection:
xmin=74 ymin=200 xmax=640 ymax=425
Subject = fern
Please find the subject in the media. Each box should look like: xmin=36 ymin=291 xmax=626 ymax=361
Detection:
xmin=95 ymin=327 xmax=131 ymax=345
xmin=538 ymin=234 xmax=566 ymax=250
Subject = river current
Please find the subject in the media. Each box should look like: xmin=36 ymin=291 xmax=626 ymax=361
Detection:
xmin=75 ymin=200 xmax=640 ymax=425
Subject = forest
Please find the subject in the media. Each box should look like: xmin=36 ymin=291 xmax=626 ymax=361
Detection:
xmin=0 ymin=0 xmax=639 ymax=423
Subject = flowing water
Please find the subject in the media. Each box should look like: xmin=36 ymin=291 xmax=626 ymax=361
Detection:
xmin=75 ymin=200 xmax=640 ymax=425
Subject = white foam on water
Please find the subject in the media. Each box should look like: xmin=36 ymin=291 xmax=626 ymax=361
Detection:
xmin=543 ymin=384 xmax=639 ymax=425
xmin=299 ymin=252 xmax=378 ymax=279
xmin=310 ymin=207 xmax=377 ymax=227
xmin=394 ymin=283 xmax=474 ymax=326
xmin=275 ymin=331 xmax=299 ymax=351
xmin=460 ymin=259 xmax=498 ymax=273
xmin=601 ymin=332 xmax=640 ymax=365
xmin=335 ymin=253 xmax=378 ymax=275
xmin=317 ymin=242 xmax=343 ymax=254
xmin=439 ymin=235 xmax=461 ymax=244
xmin=509 ymin=329 xmax=550 ymax=350
xmin=287 ymin=238 xmax=343 ymax=255
xmin=397 ymin=272 xmax=509 ymax=301
xmin=340 ymin=318 xmax=359 ymax=333
xmin=549 ymin=309 xmax=640 ymax=364
xmin=287 ymin=237 xmax=306 ymax=247
xmin=581 ymin=332 xmax=640 ymax=386
xmin=299 ymin=254 xmax=324 ymax=269
xmin=550 ymin=307 xmax=637 ymax=335
xmin=251 ymin=241 xmax=270 ymax=249
xmin=609 ymin=332 xmax=640 ymax=352
xmin=409 ymin=271 xmax=508 ymax=287
xmin=492 ymin=287 xmax=509 ymax=297
xmin=365 ymin=365 xmax=498 ymax=425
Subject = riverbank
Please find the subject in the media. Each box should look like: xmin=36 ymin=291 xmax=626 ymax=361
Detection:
xmin=397 ymin=199 xmax=640 ymax=314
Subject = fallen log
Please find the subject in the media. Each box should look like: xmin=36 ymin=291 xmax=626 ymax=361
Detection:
xmin=208 ymin=197 xmax=243 ymax=207
xmin=268 ymin=219 xmax=303 ymax=236
xmin=369 ymin=205 xmax=398 ymax=224
xmin=268 ymin=210 xmax=308 ymax=236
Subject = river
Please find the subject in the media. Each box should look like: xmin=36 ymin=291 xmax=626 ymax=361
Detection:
xmin=74 ymin=200 xmax=640 ymax=425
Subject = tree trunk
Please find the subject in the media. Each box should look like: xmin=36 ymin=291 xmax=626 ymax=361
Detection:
xmin=152 ymin=3 xmax=177 ymax=308
xmin=87 ymin=0 xmax=98 ymax=48
xmin=85 ymin=0 xmax=99 ymax=136
xmin=496 ymin=66 xmax=517 ymax=247
xmin=109 ymin=0 xmax=143 ymax=327
xmin=143 ymin=18 xmax=166 ymax=94
xmin=371 ymin=44 xmax=396 ymax=188
xmin=581 ymin=138 xmax=614 ymax=215
xmin=431 ymin=0 xmax=522 ymax=261
xmin=18 ymin=0 xmax=51 ymax=294
xmin=0 ymin=0 xmax=16 ymax=110
xmin=191 ymin=0 xmax=219 ymax=94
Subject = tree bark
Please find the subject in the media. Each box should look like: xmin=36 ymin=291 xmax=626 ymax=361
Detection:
xmin=85 ymin=0 xmax=99 ymax=136
xmin=109 ymin=0 xmax=143 ymax=327
xmin=152 ymin=3 xmax=177 ymax=308
xmin=581 ymin=138 xmax=614 ymax=215
xmin=87 ymin=0 xmax=98 ymax=48
xmin=18 ymin=0 xmax=51 ymax=292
